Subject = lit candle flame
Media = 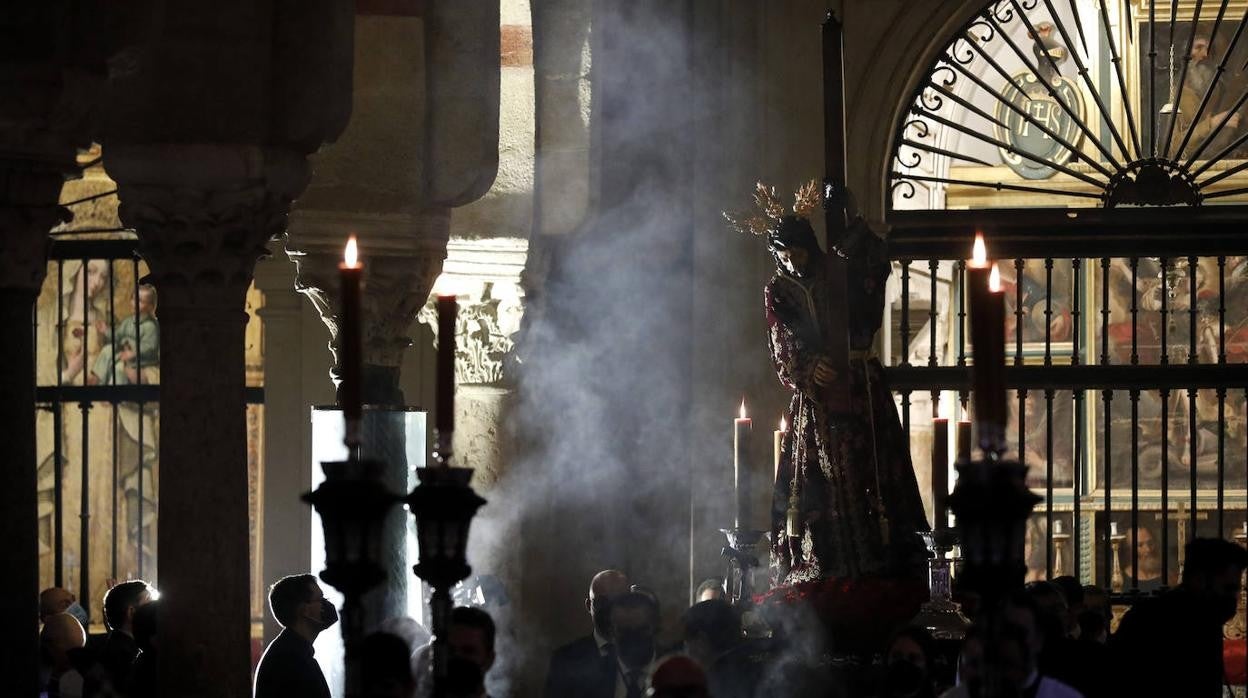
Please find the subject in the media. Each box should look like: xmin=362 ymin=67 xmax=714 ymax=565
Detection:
xmin=343 ymin=235 xmax=360 ymax=268
xmin=780 ymin=416 xmax=787 ymax=431
xmin=989 ymin=262 xmax=1002 ymax=292
xmin=970 ymin=232 xmax=988 ymax=268
xmin=739 ymin=398 xmax=747 ymax=420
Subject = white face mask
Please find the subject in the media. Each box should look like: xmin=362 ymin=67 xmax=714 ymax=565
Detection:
xmin=65 ymin=601 xmax=90 ymax=628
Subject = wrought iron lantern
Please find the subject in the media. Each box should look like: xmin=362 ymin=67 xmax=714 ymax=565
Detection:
xmin=406 ymin=465 xmax=486 ymax=590
xmin=947 ymin=457 xmax=1041 ymax=607
xmin=304 ymin=457 xmax=398 ymax=698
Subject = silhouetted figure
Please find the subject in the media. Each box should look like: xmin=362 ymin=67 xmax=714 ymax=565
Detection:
xmin=254 ymin=574 xmax=337 ymax=698
xmin=545 ymin=569 xmax=631 ymax=698
xmin=97 ymin=579 xmax=155 ymax=690
xmin=414 ymin=606 xmax=497 ymax=698
xmin=1111 ymin=538 xmax=1248 ymax=698
xmin=41 ymin=587 xmax=89 ymax=628
xmin=127 ymin=600 xmax=160 ymax=698
xmin=880 ymin=626 xmax=938 ymax=698
xmin=683 ymin=599 xmax=763 ymax=698
xmin=611 ymin=591 xmax=662 ymax=698
xmin=362 ymin=632 xmax=416 ymax=698
xmin=41 ymin=612 xmax=87 ymax=698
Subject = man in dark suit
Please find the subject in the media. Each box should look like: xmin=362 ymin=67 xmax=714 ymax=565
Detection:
xmin=545 ymin=569 xmax=630 ymax=698
xmin=254 ymin=574 xmax=338 ymax=698
xmin=96 ymin=579 xmax=154 ymax=690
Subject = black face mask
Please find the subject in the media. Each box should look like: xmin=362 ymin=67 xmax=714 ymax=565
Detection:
xmin=884 ymin=660 xmax=925 ymax=697
xmin=446 ymin=657 xmax=485 ymax=698
xmin=592 ymin=602 xmax=612 ymax=638
xmin=615 ymin=629 xmax=655 ymax=669
xmin=318 ymin=599 xmax=339 ymax=629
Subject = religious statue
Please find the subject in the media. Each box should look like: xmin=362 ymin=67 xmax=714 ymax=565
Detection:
xmin=726 ymin=183 xmax=929 ymax=588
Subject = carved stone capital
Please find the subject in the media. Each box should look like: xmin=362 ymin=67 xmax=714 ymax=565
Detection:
xmin=417 ymin=238 xmax=528 ymax=386
xmin=107 ymin=145 xmax=310 ymax=311
xmin=286 ymin=209 xmax=451 ymax=401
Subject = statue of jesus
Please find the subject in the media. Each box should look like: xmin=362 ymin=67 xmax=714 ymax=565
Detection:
xmin=759 ymin=199 xmax=929 ymax=587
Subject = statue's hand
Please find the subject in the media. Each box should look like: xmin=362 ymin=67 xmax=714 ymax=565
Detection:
xmin=813 ymin=357 xmax=838 ymax=386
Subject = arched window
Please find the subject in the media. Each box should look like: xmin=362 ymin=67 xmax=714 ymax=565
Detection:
xmin=879 ymin=1 xmax=1248 ymax=590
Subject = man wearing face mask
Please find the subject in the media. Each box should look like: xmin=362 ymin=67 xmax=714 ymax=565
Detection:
xmin=254 ymin=574 xmax=338 ymax=698
xmin=610 ymin=591 xmax=662 ymax=698
xmin=546 ymin=569 xmax=631 ymax=698
xmin=1111 ymin=538 xmax=1248 ymax=698
xmin=40 ymin=587 xmax=91 ymax=628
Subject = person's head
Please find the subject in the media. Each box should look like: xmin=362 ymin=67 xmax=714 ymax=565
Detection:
xmin=137 ymin=285 xmax=157 ymax=316
xmin=449 ymin=606 xmax=496 ymax=672
xmin=884 ymin=626 xmax=937 ymax=697
xmin=268 ymin=574 xmax=337 ymax=638
xmin=1003 ymin=590 xmax=1044 ymax=667
xmin=648 ymin=655 xmax=709 ymax=698
xmin=377 ymin=616 xmax=430 ymax=656
xmin=611 ymin=591 xmax=661 ymax=670
xmin=1024 ymin=580 xmax=1069 ymax=643
xmin=768 ymin=216 xmax=822 ymax=278
xmin=682 ymin=600 xmax=740 ymax=668
xmin=586 ymin=569 xmax=630 ymax=638
xmin=103 ymin=580 xmax=154 ymax=635
xmin=693 ymin=578 xmax=725 ymax=604
xmin=1081 ymin=584 xmax=1111 ymax=623
xmin=1076 ymin=609 xmax=1107 ymax=644
xmin=84 ymin=259 xmax=109 ymax=297
xmin=955 ymin=625 xmax=985 ymax=692
xmin=133 ymin=599 xmax=159 ymax=652
xmin=40 ymin=612 xmax=86 ymax=672
xmin=991 ymin=622 xmax=1034 ymax=690
xmin=40 ymin=587 xmax=77 ymax=624
xmin=362 ymin=632 xmax=416 ymax=698
xmin=1181 ymin=537 xmax=1248 ymax=623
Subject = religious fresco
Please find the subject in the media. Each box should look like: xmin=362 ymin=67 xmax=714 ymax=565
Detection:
xmin=33 ymin=244 xmax=268 ymax=628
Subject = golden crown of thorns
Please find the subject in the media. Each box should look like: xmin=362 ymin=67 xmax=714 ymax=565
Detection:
xmin=722 ymin=179 xmax=821 ymax=237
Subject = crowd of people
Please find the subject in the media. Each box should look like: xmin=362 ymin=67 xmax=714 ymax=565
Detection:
xmin=35 ymin=536 xmax=1248 ymax=697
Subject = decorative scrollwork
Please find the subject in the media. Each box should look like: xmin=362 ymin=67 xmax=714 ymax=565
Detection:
xmin=920 ymin=87 xmax=945 ymax=112
xmin=931 ymin=65 xmax=957 ymax=90
xmin=890 ymin=178 xmax=917 ymax=200
xmin=990 ymin=2 xmax=1016 ymax=24
xmin=903 ymin=118 xmax=931 ymax=141
xmin=896 ymin=147 xmax=923 ymax=170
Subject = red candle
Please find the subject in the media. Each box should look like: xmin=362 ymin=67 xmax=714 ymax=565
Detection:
xmin=339 ymin=235 xmax=363 ymax=445
xmin=436 ymin=294 xmax=458 ymax=438
xmin=932 ymin=417 xmax=949 ymax=531
xmin=734 ymin=399 xmax=752 ymax=529
xmin=967 ymin=234 xmax=1007 ymax=456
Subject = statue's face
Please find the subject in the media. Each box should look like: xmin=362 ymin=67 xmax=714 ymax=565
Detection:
xmin=776 ymin=248 xmax=810 ymax=278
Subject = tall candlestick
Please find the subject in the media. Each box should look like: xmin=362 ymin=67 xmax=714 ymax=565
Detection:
xmin=932 ymin=418 xmax=949 ymax=531
xmin=435 ymin=294 xmax=458 ymax=452
xmin=734 ymin=400 xmax=752 ymax=529
xmin=967 ymin=234 xmax=1007 ymax=456
xmin=956 ymin=419 xmax=972 ymax=463
xmin=339 ymin=235 xmax=363 ymax=448
xmin=774 ymin=416 xmax=787 ymax=479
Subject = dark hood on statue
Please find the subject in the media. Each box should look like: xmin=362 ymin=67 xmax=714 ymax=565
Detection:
xmin=767 ymin=215 xmax=825 ymax=273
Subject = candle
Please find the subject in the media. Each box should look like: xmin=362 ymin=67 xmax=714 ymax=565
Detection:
xmin=1111 ymin=521 xmax=1119 ymax=537
xmin=932 ymin=418 xmax=949 ymax=531
xmin=1054 ymin=519 xmax=1064 ymax=535
xmin=734 ymin=399 xmax=752 ymax=529
xmin=339 ymin=235 xmax=363 ymax=446
xmin=956 ymin=419 xmax=973 ymax=463
xmin=436 ymin=295 xmax=458 ymax=438
xmin=774 ymin=416 xmax=787 ymax=479
xmin=967 ymin=234 xmax=1007 ymax=456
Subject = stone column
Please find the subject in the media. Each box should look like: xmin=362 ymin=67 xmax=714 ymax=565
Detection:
xmin=0 ymin=157 xmax=74 ymax=697
xmin=107 ymin=144 xmax=307 ymax=698
xmin=253 ymin=257 xmax=310 ymax=644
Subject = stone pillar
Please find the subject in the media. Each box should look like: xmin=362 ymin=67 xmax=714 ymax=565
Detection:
xmin=107 ymin=145 xmax=308 ymax=698
xmin=0 ymin=157 xmax=73 ymax=697
xmin=253 ymin=257 xmax=310 ymax=644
